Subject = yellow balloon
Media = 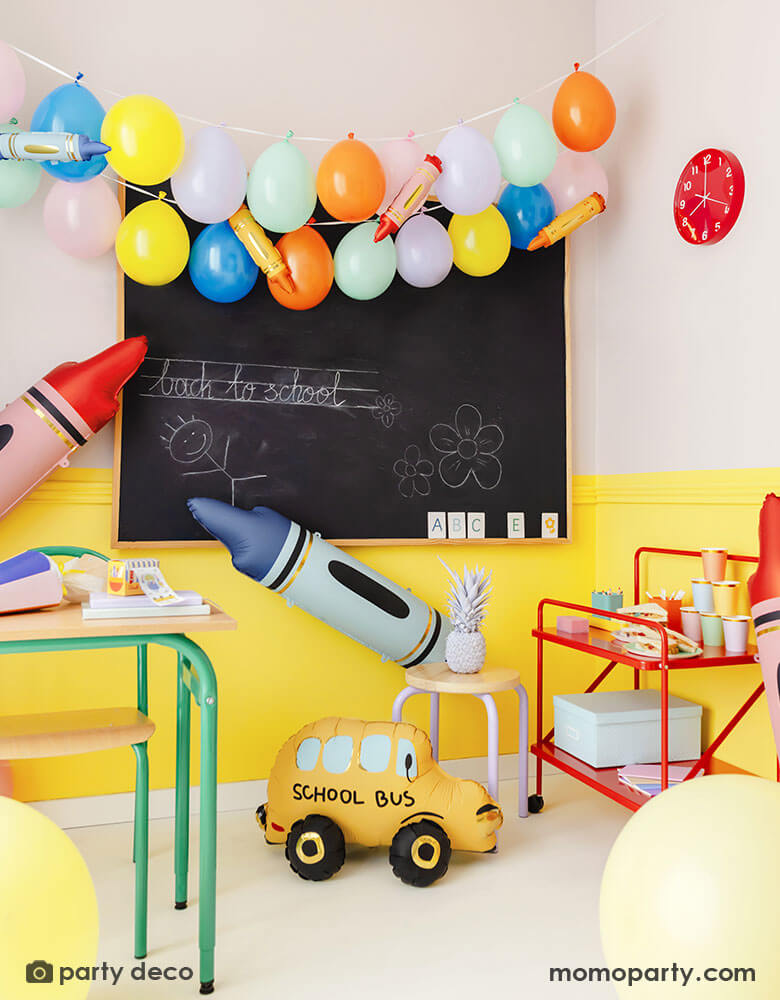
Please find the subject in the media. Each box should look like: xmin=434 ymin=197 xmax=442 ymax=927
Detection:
xmin=102 ymin=94 xmax=184 ymax=184
xmin=0 ymin=798 xmax=98 ymax=999
xmin=116 ymin=199 xmax=190 ymax=286
xmin=448 ymin=205 xmax=511 ymax=277
xmin=601 ymin=775 xmax=780 ymax=999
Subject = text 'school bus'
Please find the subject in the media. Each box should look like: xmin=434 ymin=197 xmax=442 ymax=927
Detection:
xmin=257 ymin=717 xmax=503 ymax=886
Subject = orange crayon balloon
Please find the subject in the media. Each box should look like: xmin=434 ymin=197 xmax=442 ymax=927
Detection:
xmin=553 ymin=64 xmax=616 ymax=152
xmin=269 ymin=225 xmax=334 ymax=311
xmin=316 ymin=134 xmax=386 ymax=222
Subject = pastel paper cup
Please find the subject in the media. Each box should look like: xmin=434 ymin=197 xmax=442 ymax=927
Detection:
xmin=722 ymin=615 xmax=750 ymax=654
xmin=691 ymin=579 xmax=715 ymax=614
xmin=699 ymin=611 xmax=724 ymax=647
xmin=680 ymin=606 xmax=702 ymax=643
xmin=712 ymin=580 xmax=740 ymax=617
xmin=701 ymin=548 xmax=728 ymax=582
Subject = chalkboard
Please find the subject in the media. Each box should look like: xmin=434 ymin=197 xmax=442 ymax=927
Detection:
xmin=114 ymin=185 xmax=569 ymax=546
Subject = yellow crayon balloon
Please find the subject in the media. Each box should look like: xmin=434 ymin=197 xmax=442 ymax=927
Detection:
xmin=102 ymin=94 xmax=184 ymax=184
xmin=449 ymin=205 xmax=511 ymax=277
xmin=116 ymin=198 xmax=190 ymax=286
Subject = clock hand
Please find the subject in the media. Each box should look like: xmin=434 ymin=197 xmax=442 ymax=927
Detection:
xmin=705 ymin=195 xmax=728 ymax=207
xmin=688 ymin=196 xmax=706 ymax=217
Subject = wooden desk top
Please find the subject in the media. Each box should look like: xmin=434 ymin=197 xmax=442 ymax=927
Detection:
xmin=0 ymin=601 xmax=237 ymax=642
xmin=405 ymin=662 xmax=522 ymax=694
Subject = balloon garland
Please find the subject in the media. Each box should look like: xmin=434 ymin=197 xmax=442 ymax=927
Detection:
xmin=0 ymin=38 xmax=624 ymax=310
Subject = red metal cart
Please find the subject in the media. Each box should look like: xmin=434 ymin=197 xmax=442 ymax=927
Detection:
xmin=530 ymin=546 xmax=777 ymax=813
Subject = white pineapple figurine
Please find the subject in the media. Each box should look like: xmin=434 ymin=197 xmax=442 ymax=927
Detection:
xmin=440 ymin=559 xmax=493 ymax=674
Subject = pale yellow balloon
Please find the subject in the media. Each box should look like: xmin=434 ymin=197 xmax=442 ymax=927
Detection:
xmin=116 ymin=199 xmax=190 ymax=286
xmin=448 ymin=205 xmax=511 ymax=277
xmin=600 ymin=775 xmax=780 ymax=998
xmin=101 ymin=94 xmax=184 ymax=185
xmin=0 ymin=798 xmax=98 ymax=999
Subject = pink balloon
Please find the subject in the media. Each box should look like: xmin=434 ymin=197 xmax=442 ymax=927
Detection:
xmin=543 ymin=150 xmax=608 ymax=213
xmin=43 ymin=177 xmax=121 ymax=258
xmin=0 ymin=41 xmax=25 ymax=122
xmin=376 ymin=138 xmax=424 ymax=213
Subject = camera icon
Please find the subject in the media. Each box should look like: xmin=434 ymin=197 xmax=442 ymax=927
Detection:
xmin=26 ymin=960 xmax=54 ymax=984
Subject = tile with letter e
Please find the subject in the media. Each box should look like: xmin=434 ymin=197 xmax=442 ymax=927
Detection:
xmin=467 ymin=512 xmax=485 ymax=539
xmin=447 ymin=512 xmax=466 ymax=539
xmin=427 ymin=512 xmax=447 ymax=539
xmin=541 ymin=512 xmax=559 ymax=538
xmin=507 ymin=512 xmax=525 ymax=538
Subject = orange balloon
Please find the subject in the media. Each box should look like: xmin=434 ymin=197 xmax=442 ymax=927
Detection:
xmin=552 ymin=66 xmax=616 ymax=152
xmin=269 ymin=225 xmax=334 ymax=310
xmin=316 ymin=137 xmax=385 ymax=222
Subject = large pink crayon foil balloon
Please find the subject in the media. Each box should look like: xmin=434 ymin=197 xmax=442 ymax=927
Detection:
xmin=544 ymin=149 xmax=608 ymax=214
xmin=0 ymin=42 xmax=25 ymax=121
xmin=435 ymin=125 xmax=502 ymax=216
xmin=376 ymin=137 xmax=424 ymax=214
xmin=749 ymin=494 xmax=780 ymax=760
xmin=395 ymin=213 xmax=453 ymax=288
xmin=43 ymin=177 xmax=121 ymax=258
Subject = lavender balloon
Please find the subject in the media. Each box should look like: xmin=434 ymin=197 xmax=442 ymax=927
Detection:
xmin=544 ymin=150 xmax=608 ymax=214
xmin=171 ymin=126 xmax=247 ymax=224
xmin=435 ymin=125 xmax=502 ymax=216
xmin=395 ymin=213 xmax=453 ymax=289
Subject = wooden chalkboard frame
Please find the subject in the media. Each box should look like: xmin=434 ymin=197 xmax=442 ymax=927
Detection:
xmin=112 ymin=188 xmax=571 ymax=548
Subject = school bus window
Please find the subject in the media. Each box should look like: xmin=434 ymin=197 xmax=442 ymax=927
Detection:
xmin=296 ymin=737 xmax=321 ymax=771
xmin=396 ymin=738 xmax=417 ymax=779
xmin=360 ymin=734 xmax=392 ymax=773
xmin=322 ymin=735 xmax=354 ymax=774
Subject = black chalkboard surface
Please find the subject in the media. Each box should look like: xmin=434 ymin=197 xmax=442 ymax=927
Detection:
xmin=114 ymin=186 xmax=569 ymax=546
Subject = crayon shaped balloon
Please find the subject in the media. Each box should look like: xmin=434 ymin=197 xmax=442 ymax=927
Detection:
xmin=0 ymin=130 xmax=110 ymax=163
xmin=0 ymin=337 xmax=147 ymax=522
xmin=228 ymin=206 xmax=294 ymax=294
xmin=749 ymin=493 xmax=780 ymax=760
xmin=374 ymin=154 xmax=443 ymax=242
xmin=527 ymin=191 xmax=605 ymax=250
xmin=188 ymin=498 xmax=451 ymax=667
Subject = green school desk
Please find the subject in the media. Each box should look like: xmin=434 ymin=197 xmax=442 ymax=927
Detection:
xmin=0 ymin=547 xmax=236 ymax=995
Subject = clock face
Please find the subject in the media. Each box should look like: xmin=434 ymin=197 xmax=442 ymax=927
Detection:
xmin=673 ymin=148 xmax=745 ymax=245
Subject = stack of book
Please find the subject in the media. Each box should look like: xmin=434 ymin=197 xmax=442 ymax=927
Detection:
xmin=82 ymin=591 xmax=210 ymax=620
xmin=617 ymin=763 xmax=689 ymax=798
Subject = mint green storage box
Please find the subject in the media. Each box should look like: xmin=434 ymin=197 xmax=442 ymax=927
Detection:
xmin=553 ymin=690 xmax=702 ymax=768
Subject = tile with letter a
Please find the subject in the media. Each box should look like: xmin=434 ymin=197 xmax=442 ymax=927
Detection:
xmin=507 ymin=513 xmax=525 ymax=539
xmin=541 ymin=513 xmax=559 ymax=539
xmin=427 ymin=512 xmax=447 ymax=539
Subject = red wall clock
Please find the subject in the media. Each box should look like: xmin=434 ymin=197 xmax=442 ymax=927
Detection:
xmin=673 ymin=148 xmax=745 ymax=245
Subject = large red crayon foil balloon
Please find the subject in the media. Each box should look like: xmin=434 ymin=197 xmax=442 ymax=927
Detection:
xmin=552 ymin=64 xmax=616 ymax=152
xmin=316 ymin=136 xmax=385 ymax=222
xmin=749 ymin=493 xmax=780 ymax=759
xmin=269 ymin=225 xmax=334 ymax=311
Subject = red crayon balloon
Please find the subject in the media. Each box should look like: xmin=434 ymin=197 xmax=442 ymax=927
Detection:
xmin=0 ymin=337 xmax=148 ymax=521
xmin=749 ymin=493 xmax=780 ymax=760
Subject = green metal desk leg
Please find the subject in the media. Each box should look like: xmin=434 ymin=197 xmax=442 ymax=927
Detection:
xmin=175 ymin=653 xmax=192 ymax=909
xmin=133 ymin=644 xmax=148 ymax=865
xmin=132 ymin=741 xmax=150 ymax=960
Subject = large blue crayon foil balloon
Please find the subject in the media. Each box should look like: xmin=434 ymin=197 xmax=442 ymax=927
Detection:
xmin=31 ymin=81 xmax=107 ymax=182
xmin=497 ymin=183 xmax=555 ymax=250
xmin=189 ymin=221 xmax=259 ymax=303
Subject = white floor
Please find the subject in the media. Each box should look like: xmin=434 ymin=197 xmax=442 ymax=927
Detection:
xmin=71 ymin=772 xmax=629 ymax=999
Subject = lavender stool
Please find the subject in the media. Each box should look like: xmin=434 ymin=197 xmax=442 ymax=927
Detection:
xmin=392 ymin=662 xmax=529 ymax=817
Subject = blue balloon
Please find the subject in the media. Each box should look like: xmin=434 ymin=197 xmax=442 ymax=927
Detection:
xmin=496 ymin=183 xmax=556 ymax=250
xmin=31 ymin=82 xmax=107 ymax=182
xmin=189 ymin=222 xmax=260 ymax=303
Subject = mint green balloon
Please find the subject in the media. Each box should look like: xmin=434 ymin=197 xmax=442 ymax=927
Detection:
xmin=247 ymin=139 xmax=316 ymax=233
xmin=493 ymin=104 xmax=558 ymax=187
xmin=0 ymin=123 xmax=42 ymax=208
xmin=334 ymin=222 xmax=396 ymax=301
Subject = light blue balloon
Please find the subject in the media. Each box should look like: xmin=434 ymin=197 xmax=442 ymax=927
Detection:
xmin=0 ymin=123 xmax=42 ymax=207
xmin=31 ymin=82 xmax=107 ymax=182
xmin=497 ymin=183 xmax=556 ymax=249
xmin=189 ymin=221 xmax=259 ymax=303
xmin=334 ymin=222 xmax=396 ymax=301
xmin=247 ymin=139 xmax=316 ymax=233
xmin=493 ymin=104 xmax=558 ymax=187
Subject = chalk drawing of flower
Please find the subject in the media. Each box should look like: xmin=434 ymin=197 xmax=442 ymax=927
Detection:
xmin=394 ymin=445 xmax=434 ymax=498
xmin=371 ymin=393 xmax=402 ymax=428
xmin=429 ymin=403 xmax=504 ymax=490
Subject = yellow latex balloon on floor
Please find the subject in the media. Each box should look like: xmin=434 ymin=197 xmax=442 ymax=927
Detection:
xmin=102 ymin=94 xmax=184 ymax=184
xmin=448 ymin=205 xmax=511 ymax=277
xmin=601 ymin=775 xmax=780 ymax=998
xmin=116 ymin=199 xmax=190 ymax=285
xmin=0 ymin=797 xmax=98 ymax=999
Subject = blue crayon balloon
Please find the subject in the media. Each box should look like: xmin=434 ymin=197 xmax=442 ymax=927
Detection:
xmin=189 ymin=222 xmax=260 ymax=304
xmin=497 ymin=183 xmax=556 ymax=250
xmin=31 ymin=81 xmax=107 ymax=182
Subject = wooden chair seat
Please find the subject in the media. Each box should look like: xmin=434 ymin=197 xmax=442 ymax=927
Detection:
xmin=0 ymin=707 xmax=155 ymax=760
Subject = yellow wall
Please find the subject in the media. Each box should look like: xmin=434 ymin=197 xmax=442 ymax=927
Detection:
xmin=2 ymin=466 xmax=776 ymax=801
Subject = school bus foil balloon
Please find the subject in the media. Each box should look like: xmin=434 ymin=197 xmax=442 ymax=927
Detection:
xmin=257 ymin=717 xmax=503 ymax=887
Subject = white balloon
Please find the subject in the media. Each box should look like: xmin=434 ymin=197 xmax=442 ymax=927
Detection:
xmin=171 ymin=126 xmax=247 ymax=224
xmin=435 ymin=126 xmax=502 ymax=215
